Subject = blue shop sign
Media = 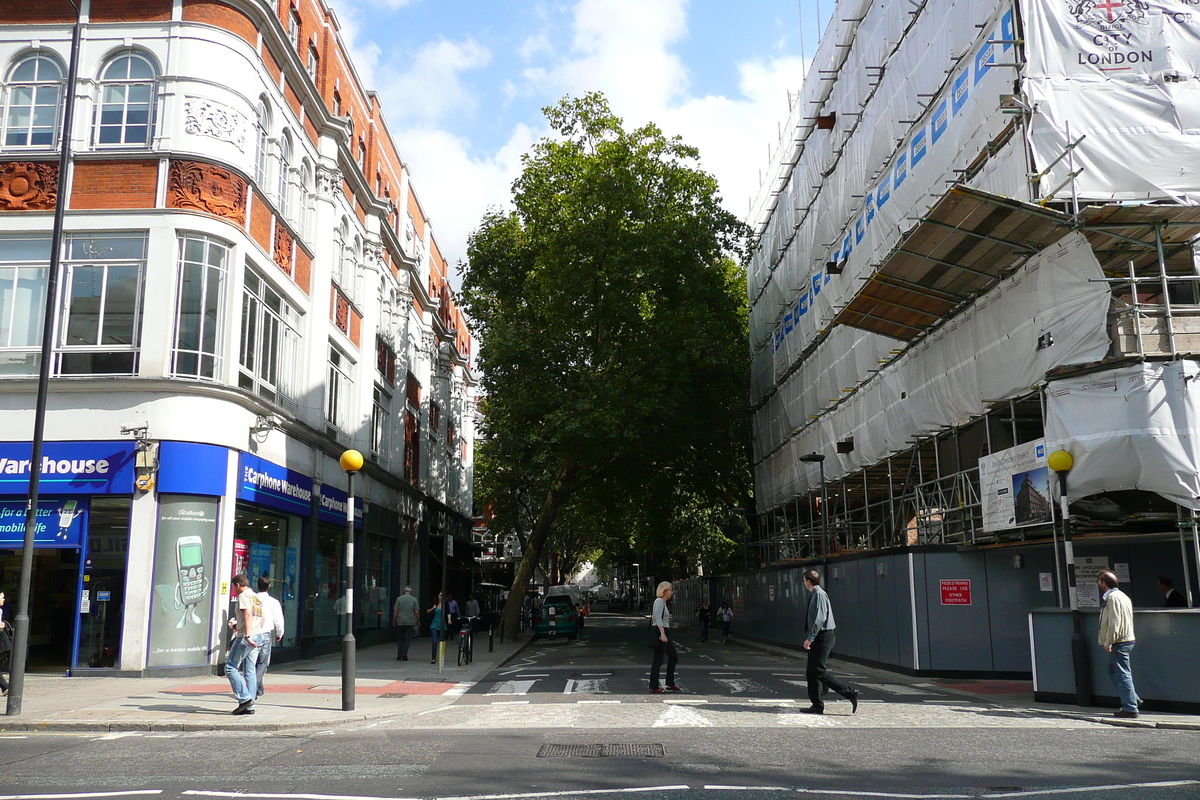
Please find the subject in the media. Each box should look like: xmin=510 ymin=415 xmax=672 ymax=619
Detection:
xmin=236 ymin=453 xmax=314 ymax=516
xmin=0 ymin=497 xmax=89 ymax=548
xmin=0 ymin=441 xmax=135 ymax=495
xmin=158 ymin=442 xmax=228 ymax=496
xmin=318 ymin=483 xmax=365 ymax=528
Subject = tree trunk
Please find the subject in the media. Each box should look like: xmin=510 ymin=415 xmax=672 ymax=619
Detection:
xmin=500 ymin=457 xmax=578 ymax=638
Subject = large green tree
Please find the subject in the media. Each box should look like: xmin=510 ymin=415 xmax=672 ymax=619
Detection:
xmin=463 ymin=93 xmax=749 ymax=636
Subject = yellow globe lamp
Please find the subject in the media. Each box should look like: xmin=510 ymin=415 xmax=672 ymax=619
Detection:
xmin=1048 ymin=449 xmax=1074 ymax=474
xmin=340 ymin=449 xmax=364 ymax=473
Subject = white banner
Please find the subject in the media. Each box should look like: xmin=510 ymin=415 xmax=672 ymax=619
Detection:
xmin=979 ymin=439 xmax=1053 ymax=532
xmin=1022 ymin=0 xmax=1200 ymax=202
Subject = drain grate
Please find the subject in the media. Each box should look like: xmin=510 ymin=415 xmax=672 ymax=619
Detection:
xmin=537 ymin=744 xmax=666 ymax=758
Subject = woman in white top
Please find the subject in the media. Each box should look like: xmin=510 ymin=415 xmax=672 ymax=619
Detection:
xmin=649 ymin=581 xmax=679 ymax=693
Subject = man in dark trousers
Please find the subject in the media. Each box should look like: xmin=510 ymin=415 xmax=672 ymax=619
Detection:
xmin=801 ymin=569 xmax=859 ymax=714
xmin=696 ymin=600 xmax=712 ymax=642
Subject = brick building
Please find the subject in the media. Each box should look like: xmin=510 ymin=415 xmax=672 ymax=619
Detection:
xmin=0 ymin=0 xmax=475 ymax=674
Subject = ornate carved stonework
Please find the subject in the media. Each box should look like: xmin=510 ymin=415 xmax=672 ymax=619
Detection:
xmin=0 ymin=162 xmax=58 ymax=210
xmin=183 ymin=96 xmax=247 ymax=151
xmin=273 ymin=223 xmax=294 ymax=277
xmin=167 ymin=160 xmax=248 ymax=225
xmin=316 ymin=165 xmax=344 ymax=198
xmin=363 ymin=240 xmax=385 ymax=272
xmin=335 ymin=291 xmax=350 ymax=335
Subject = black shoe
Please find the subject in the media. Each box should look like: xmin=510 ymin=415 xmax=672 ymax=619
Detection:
xmin=846 ymin=689 xmax=859 ymax=714
xmin=232 ymin=700 xmax=252 ymax=715
xmin=800 ymin=706 xmax=824 ymax=714
xmin=402 ymin=657 xmax=408 ymax=661
xmin=1114 ymin=709 xmax=1139 ymax=718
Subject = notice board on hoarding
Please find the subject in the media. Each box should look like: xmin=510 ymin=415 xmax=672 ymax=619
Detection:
xmin=979 ymin=439 xmax=1053 ymax=532
xmin=940 ymin=579 xmax=972 ymax=605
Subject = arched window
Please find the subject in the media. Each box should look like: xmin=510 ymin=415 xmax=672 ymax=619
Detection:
xmin=254 ymin=99 xmax=270 ymax=185
xmin=277 ymin=132 xmax=292 ymax=217
xmin=95 ymin=51 xmax=157 ymax=146
xmin=4 ymin=53 xmax=64 ymax=147
xmin=334 ymin=218 xmax=350 ymax=286
xmin=300 ymin=158 xmax=314 ymax=236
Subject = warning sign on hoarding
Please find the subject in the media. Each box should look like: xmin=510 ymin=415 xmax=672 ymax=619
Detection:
xmin=979 ymin=439 xmax=1053 ymax=533
xmin=940 ymin=579 xmax=972 ymax=605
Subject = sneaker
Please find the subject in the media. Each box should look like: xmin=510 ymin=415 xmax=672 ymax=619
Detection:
xmin=665 ymin=684 xmax=682 ymax=692
xmin=1114 ymin=709 xmax=1139 ymax=719
xmin=232 ymin=700 xmax=251 ymax=715
xmin=649 ymin=687 xmax=665 ymax=694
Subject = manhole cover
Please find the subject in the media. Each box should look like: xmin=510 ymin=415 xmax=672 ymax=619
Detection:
xmin=537 ymin=744 xmax=666 ymax=758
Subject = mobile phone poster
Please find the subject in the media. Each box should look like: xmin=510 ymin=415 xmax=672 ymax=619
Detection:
xmin=148 ymin=494 xmax=218 ymax=667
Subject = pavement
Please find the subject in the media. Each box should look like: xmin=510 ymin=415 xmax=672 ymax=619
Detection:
xmin=0 ymin=628 xmax=535 ymax=733
xmin=3 ymin=615 xmax=1199 ymax=735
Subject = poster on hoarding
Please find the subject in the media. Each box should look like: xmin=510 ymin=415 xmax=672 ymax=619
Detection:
xmin=148 ymin=495 xmax=218 ymax=668
xmin=979 ymin=439 xmax=1054 ymax=532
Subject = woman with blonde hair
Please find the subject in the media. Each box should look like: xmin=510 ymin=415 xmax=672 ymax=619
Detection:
xmin=649 ymin=581 xmax=680 ymax=693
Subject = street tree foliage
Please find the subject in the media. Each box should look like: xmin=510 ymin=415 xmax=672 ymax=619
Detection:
xmin=462 ymin=93 xmax=750 ymax=636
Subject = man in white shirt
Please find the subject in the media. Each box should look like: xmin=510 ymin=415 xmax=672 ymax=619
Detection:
xmin=254 ymin=576 xmax=285 ymax=700
xmin=226 ymin=574 xmax=264 ymax=715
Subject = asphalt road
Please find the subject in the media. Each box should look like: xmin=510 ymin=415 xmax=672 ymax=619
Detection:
xmin=2 ymin=614 xmax=1198 ymax=800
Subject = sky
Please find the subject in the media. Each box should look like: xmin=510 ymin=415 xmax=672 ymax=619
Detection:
xmin=332 ymin=0 xmax=813 ymax=287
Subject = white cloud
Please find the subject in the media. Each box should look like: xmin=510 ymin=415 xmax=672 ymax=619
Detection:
xmin=333 ymin=0 xmax=802 ymax=284
xmin=377 ymin=37 xmax=493 ymax=126
xmin=398 ymin=124 xmax=539 ymax=282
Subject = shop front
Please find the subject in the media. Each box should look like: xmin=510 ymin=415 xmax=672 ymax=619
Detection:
xmin=0 ymin=440 xmax=136 ymax=674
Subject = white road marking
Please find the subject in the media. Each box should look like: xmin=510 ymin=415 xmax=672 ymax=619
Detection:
xmin=715 ymin=677 xmax=772 ymax=694
xmin=490 ymin=700 xmax=529 ymax=705
xmin=432 ymin=786 xmax=691 ymax=800
xmin=986 ymin=780 xmax=1200 ymax=798
xmin=570 ymin=679 xmax=610 ymax=693
xmin=563 ymin=680 xmax=575 ymax=694
xmin=796 ymin=790 xmax=971 ymax=798
xmin=711 ymin=671 xmax=742 ymax=675
xmin=582 ymin=672 xmax=612 ymax=676
xmin=577 ymin=700 xmax=621 ymax=704
xmin=654 ymin=704 xmax=713 ymax=727
xmin=516 ymin=673 xmax=549 ymax=678
xmin=704 ymin=787 xmax=792 ymax=792
xmin=665 ymin=698 xmax=708 ymax=704
xmin=488 ymin=680 xmax=537 ymax=695
xmin=748 ymin=698 xmax=795 ymax=704
xmin=4 ymin=794 xmax=163 ymax=800
xmin=91 ymin=733 xmax=144 ymax=741
xmin=444 ymin=682 xmax=475 ymax=697
xmin=184 ymin=793 xmax=418 ymax=800
xmin=856 ymin=683 xmax=933 ymax=696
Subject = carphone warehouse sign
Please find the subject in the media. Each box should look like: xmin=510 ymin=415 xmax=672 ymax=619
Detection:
xmin=0 ymin=441 xmax=136 ymax=495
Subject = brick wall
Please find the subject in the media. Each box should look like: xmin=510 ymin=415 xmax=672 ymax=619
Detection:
xmin=0 ymin=2 xmax=75 ymax=23
xmin=349 ymin=307 xmax=362 ymax=348
xmin=182 ymin=0 xmax=257 ymax=47
xmin=90 ymin=0 xmax=172 ymax=23
xmin=294 ymin=243 xmax=312 ymax=296
xmin=284 ymin=81 xmax=303 ymax=119
xmin=261 ymin=43 xmax=283 ymax=87
xmin=304 ymin=116 xmax=319 ymax=147
xmin=250 ymin=190 xmax=272 ymax=252
xmin=70 ymin=160 xmax=158 ymax=210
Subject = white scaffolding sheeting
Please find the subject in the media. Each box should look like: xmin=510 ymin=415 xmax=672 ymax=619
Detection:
xmin=1046 ymin=360 xmax=1200 ymax=510
xmin=756 ymin=232 xmax=1111 ymax=508
xmin=1023 ymin=0 xmax=1200 ymax=203
xmin=748 ymin=0 xmax=1020 ymax=364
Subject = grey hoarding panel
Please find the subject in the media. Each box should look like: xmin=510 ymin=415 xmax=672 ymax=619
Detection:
xmin=875 ymin=555 xmax=902 ymax=666
xmin=985 ymin=548 xmax=1059 ymax=672
xmin=924 ymin=552 xmax=994 ymax=671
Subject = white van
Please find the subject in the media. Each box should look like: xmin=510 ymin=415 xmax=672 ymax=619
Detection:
xmin=545 ymin=584 xmax=583 ymax=609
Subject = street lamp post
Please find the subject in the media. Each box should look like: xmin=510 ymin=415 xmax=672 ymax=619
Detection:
xmin=1049 ymin=449 xmax=1092 ymax=707
xmin=633 ymin=563 xmax=640 ymax=611
xmin=800 ymin=454 xmax=828 ymax=558
xmin=6 ymin=0 xmax=83 ymax=718
xmin=340 ymin=449 xmax=363 ymax=711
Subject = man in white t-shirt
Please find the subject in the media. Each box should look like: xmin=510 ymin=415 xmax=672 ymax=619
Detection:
xmin=225 ymin=574 xmax=264 ymax=715
xmin=254 ymin=576 xmax=285 ymax=700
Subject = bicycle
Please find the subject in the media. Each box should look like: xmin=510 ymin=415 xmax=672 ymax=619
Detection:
xmin=456 ymin=615 xmax=477 ymax=666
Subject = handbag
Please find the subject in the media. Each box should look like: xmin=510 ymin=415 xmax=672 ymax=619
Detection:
xmin=648 ymin=619 xmax=661 ymax=649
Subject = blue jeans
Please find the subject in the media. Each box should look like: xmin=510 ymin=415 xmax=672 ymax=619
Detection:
xmin=1108 ymin=640 xmax=1139 ymax=712
xmin=254 ymin=635 xmax=274 ymax=698
xmin=226 ymin=634 xmax=263 ymax=703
